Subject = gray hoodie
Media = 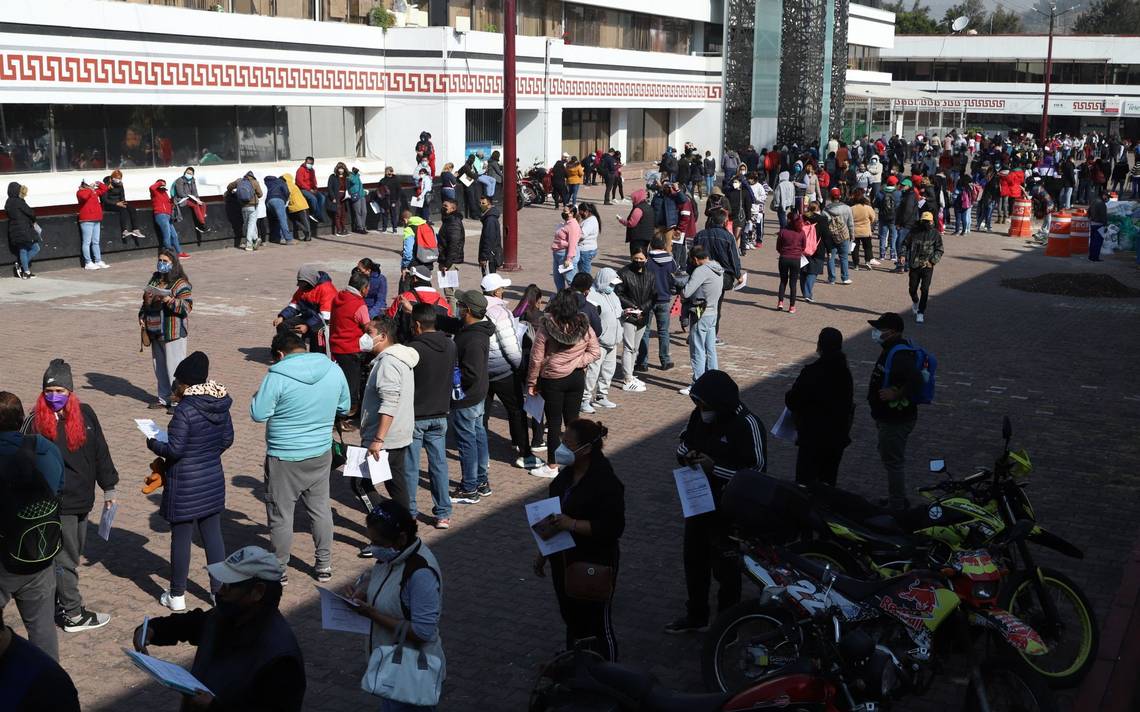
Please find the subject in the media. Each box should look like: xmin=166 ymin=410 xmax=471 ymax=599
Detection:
xmin=587 ymin=267 xmax=623 ymax=348
xmin=683 ymin=260 xmax=725 ymax=314
xmin=774 ymin=171 xmax=795 ymax=211
xmin=360 ymin=344 xmax=420 ymax=450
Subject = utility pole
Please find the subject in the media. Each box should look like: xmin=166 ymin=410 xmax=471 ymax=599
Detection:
xmin=1036 ymin=3 xmax=1078 ymax=143
xmin=502 ymin=0 xmax=520 ymax=271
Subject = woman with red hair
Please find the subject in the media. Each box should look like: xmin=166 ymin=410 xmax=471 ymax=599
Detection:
xmin=21 ymin=358 xmax=118 ymax=633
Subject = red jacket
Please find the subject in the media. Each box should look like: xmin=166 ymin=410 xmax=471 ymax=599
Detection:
xmin=385 ymin=287 xmax=452 ymax=318
xmin=77 ymin=183 xmax=109 ymax=221
xmin=295 ymin=162 xmax=317 ymax=192
xmin=998 ymin=171 xmax=1018 ymax=198
xmin=150 ymin=180 xmax=173 ymax=215
xmin=677 ymin=197 xmax=698 ymax=239
xmin=329 ymin=288 xmax=370 ymax=356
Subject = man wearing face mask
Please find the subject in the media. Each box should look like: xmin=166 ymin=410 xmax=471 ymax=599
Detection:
xmin=449 ymin=291 xmax=496 ymax=505
xmin=614 ymin=248 xmax=655 ymax=392
xmin=19 ymin=359 xmax=117 ymax=634
xmin=866 ymin=312 xmax=923 ymax=510
xmin=329 ymin=271 xmax=372 ymax=431
xmin=901 ymin=211 xmax=943 ymax=324
xmin=666 ymin=370 xmax=765 ymax=635
xmin=133 ymin=546 xmax=305 ymax=712
xmin=295 ymin=156 xmax=326 ymax=225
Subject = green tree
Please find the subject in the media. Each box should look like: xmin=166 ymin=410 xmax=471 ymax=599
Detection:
xmin=941 ymin=0 xmax=987 ymax=32
xmin=985 ymin=6 xmax=1024 ymax=32
xmin=1073 ymin=0 xmax=1140 ymax=32
xmin=885 ymin=0 xmax=941 ymax=34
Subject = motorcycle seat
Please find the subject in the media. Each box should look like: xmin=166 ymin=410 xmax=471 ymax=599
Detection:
xmin=807 ymin=484 xmax=932 ymax=537
xmin=586 ymin=662 xmax=732 ymax=712
xmin=785 ymin=551 xmax=895 ymax=601
xmin=643 ymin=687 xmax=735 ymax=712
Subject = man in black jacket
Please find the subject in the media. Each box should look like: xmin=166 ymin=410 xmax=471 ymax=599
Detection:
xmin=666 ymin=370 xmax=765 ymax=634
xmin=478 ymin=196 xmax=502 ymax=275
xmin=437 ymin=199 xmax=465 ymax=314
xmin=449 ymin=291 xmax=497 ymax=504
xmin=570 ymin=272 xmax=603 ymax=338
xmin=892 ymin=178 xmax=918 ymax=273
xmin=867 ymin=312 xmax=923 ymax=510
xmin=134 ymin=546 xmax=304 ymax=712
xmin=785 ymin=328 xmax=853 ymax=486
xmin=551 ymin=154 xmax=569 ymax=208
xmin=600 ymin=149 xmax=617 ymax=205
xmin=693 ymin=211 xmax=742 ymax=338
xmin=615 ymin=250 xmax=655 ymax=391
xmin=406 ymin=304 xmax=458 ymax=527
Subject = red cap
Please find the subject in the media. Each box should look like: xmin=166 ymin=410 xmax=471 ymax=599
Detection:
xmin=830 ymin=187 xmax=841 ymax=197
xmin=886 ymin=175 xmax=898 ymax=186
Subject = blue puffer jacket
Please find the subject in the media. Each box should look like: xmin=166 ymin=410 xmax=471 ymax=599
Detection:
xmin=148 ymin=388 xmax=234 ymax=523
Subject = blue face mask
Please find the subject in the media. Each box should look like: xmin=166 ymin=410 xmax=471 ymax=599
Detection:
xmin=369 ymin=545 xmax=400 ymax=562
xmin=184 ymin=173 xmax=194 ymax=181
xmin=157 ymin=261 xmax=173 ymax=274
xmin=598 ymin=285 xmax=613 ymax=295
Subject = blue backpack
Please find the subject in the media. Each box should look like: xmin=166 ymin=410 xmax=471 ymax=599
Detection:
xmin=883 ymin=341 xmax=937 ymax=405
xmin=235 ymin=178 xmax=254 ymax=203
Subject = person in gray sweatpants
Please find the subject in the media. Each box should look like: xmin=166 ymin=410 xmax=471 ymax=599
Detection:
xmin=263 ymin=452 xmax=334 ymax=576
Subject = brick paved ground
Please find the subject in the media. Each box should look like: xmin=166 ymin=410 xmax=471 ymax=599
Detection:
xmin=1 ymin=178 xmax=1138 ymax=711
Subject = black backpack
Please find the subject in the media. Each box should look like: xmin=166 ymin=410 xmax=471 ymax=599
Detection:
xmin=0 ymin=436 xmax=61 ymax=574
xmin=881 ymin=190 xmax=897 ymax=219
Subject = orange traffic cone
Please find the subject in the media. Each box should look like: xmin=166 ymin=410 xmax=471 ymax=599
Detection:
xmin=1069 ymin=210 xmax=1090 ymax=256
xmin=1008 ymin=198 xmax=1032 ymax=238
xmin=1044 ymin=212 xmax=1072 ymax=257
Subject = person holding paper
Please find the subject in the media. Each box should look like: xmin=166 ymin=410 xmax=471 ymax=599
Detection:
xmin=480 ymin=274 xmax=537 ymax=470
xmin=140 ymin=249 xmax=193 ymax=413
xmin=405 ymin=305 xmax=457 ymax=528
xmin=329 ymin=271 xmax=374 ymax=431
xmin=785 ymin=327 xmax=854 ymax=488
xmin=0 ymin=607 xmax=79 ymax=710
xmin=614 ymin=247 xmax=655 ymax=393
xmin=550 ymin=207 xmax=580 ymax=292
xmin=134 ymin=546 xmax=305 ymax=712
xmin=437 ymin=198 xmax=466 ymax=314
xmin=666 ymin=370 xmax=766 ymax=635
xmin=147 ymin=352 xmax=232 ymax=611
xmin=20 ymin=359 xmax=117 ymax=632
xmin=449 ymin=291 xmax=495 ymax=505
xmin=533 ymin=419 xmax=624 ymax=661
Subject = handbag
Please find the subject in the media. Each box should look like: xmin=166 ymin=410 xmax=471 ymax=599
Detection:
xmin=361 ymin=621 xmax=444 ymax=706
xmin=564 ymin=560 xmax=615 ymax=602
xmin=330 ymin=429 xmax=347 ymax=473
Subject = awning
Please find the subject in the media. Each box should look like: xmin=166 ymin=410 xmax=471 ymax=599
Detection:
xmin=845 ymin=84 xmax=940 ymax=101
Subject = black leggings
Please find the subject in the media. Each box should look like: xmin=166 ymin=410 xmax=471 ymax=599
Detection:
xmin=538 ymin=369 xmax=586 ymax=465
xmin=112 ymin=203 xmax=139 ymax=233
xmin=552 ymin=558 xmax=618 ymax=661
xmin=334 ymin=353 xmax=363 ymax=414
xmin=484 ymin=372 xmax=531 ymax=457
xmin=170 ymin=512 xmax=225 ymax=597
xmin=851 ymin=237 xmax=873 ymax=266
xmin=777 ymin=257 xmax=799 ymax=306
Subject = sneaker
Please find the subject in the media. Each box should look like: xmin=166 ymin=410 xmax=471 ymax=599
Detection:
xmin=802 ymin=296 xmax=814 ymax=303
xmin=911 ymin=301 xmax=919 ymax=316
xmin=159 ymin=592 xmax=186 ymax=613
xmin=358 ymin=544 xmax=374 ymax=558
xmin=633 ymin=363 xmax=649 ymax=373
xmin=678 ymin=386 xmax=691 ymax=396
xmin=147 ymin=401 xmax=167 ymax=410
xmin=594 ymin=397 xmax=618 ymax=409
xmin=24 ymin=272 xmax=36 ymax=279
xmin=61 ymin=607 xmax=111 ymax=632
xmin=12 ymin=264 xmax=21 ymax=278
xmin=434 ymin=518 xmax=451 ymax=530
xmin=715 ymin=337 xmax=726 ymax=346
xmin=580 ymin=401 xmax=596 ymax=414
xmin=664 ymin=616 xmax=708 ymax=634
xmin=870 ymin=258 xmax=881 ymax=266
xmin=96 ymin=261 xmax=109 ymax=269
xmin=315 ymin=567 xmax=332 ymax=583
xmin=529 ymin=464 xmax=560 ymax=479
xmin=244 ymin=245 xmax=255 ymax=252
xmin=308 ymin=214 xmax=320 ymax=223
xmin=532 ymin=443 xmax=548 ymax=453
xmin=515 ymin=455 xmax=544 ymax=469
xmin=840 ymin=278 xmax=852 ymax=285
xmin=916 ymin=312 xmax=925 ymax=324
xmin=131 ymin=229 xmax=145 ymax=238
xmin=452 ymin=488 xmax=481 ymax=504
xmin=84 ymin=263 xmax=100 ymax=270
xmin=661 ymin=361 xmax=674 ymax=371
xmin=776 ymin=300 xmax=784 ymax=311
xmin=621 ymin=379 xmax=646 ymax=393
xmin=177 ymin=252 xmax=190 ymax=259
xmin=789 ymin=305 xmax=797 ymax=314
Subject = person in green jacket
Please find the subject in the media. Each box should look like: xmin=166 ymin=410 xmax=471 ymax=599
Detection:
xmin=348 ymin=167 xmax=367 ymax=235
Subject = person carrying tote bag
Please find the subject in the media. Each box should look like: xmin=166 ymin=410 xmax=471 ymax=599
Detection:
xmin=348 ymin=501 xmax=445 ymax=711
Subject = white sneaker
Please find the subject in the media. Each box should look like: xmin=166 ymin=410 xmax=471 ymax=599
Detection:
xmin=594 ymin=397 xmax=618 ymax=409
xmin=160 ymin=591 xmax=187 ymax=612
xmin=840 ymin=278 xmax=852 ymax=285
xmin=515 ymin=455 xmax=543 ymax=469
xmin=678 ymin=386 xmax=691 ymax=395
xmin=580 ymin=401 xmax=596 ymax=414
xmin=911 ymin=301 xmax=919 ymax=316
xmin=621 ymin=379 xmax=646 ymax=393
xmin=869 ymin=259 xmax=881 ymax=266
xmin=96 ymin=261 xmax=109 ymax=269
xmin=916 ymin=312 xmax=925 ymax=324
xmin=84 ymin=263 xmax=100 ymax=270
xmin=529 ymin=464 xmax=560 ymax=478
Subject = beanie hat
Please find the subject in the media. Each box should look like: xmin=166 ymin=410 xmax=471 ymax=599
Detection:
xmin=173 ymin=351 xmax=209 ymax=386
xmin=830 ymin=187 xmax=841 ymax=197
xmin=886 ymin=176 xmax=899 ymax=186
xmin=43 ymin=358 xmax=74 ymax=392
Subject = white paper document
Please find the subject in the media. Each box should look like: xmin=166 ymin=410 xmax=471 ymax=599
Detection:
xmin=514 ymin=320 xmax=530 ymax=346
xmin=316 ymin=586 xmax=370 ymax=635
xmin=438 ymin=269 xmax=460 ymax=289
xmin=525 ymin=498 xmax=576 ymax=557
xmin=732 ymin=273 xmax=748 ymax=291
xmin=459 ymin=173 xmax=474 ymax=187
xmin=409 ymin=194 xmax=425 ymax=208
xmin=343 ymin=445 xmax=393 ymax=485
xmin=523 ymin=393 xmax=545 ymax=424
xmin=369 ymin=200 xmax=381 ymax=215
xmin=673 ymin=466 xmax=716 ymax=518
xmin=557 ymin=262 xmax=576 ymax=274
xmin=124 ymin=648 xmax=213 ymax=696
xmin=771 ymin=407 xmax=798 ymax=442
xmin=98 ymin=502 xmax=118 ymax=541
xmin=134 ymin=418 xmax=168 ymax=443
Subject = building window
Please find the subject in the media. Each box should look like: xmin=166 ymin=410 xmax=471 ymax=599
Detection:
xmin=703 ymin=23 xmax=723 ymax=55
xmin=564 ymin=3 xmax=691 ymax=54
xmin=0 ymin=105 xmax=51 ymax=174
xmin=847 ymin=45 xmax=880 ymax=72
xmin=519 ymin=0 xmax=561 ymax=37
xmin=473 ymin=0 xmax=504 ymax=31
xmin=561 ymin=108 xmax=610 ymax=160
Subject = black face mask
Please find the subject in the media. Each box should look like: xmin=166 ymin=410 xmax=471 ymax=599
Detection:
xmin=631 ymin=262 xmax=646 ymax=272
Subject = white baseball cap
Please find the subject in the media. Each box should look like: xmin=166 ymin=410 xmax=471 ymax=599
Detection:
xmin=206 ymin=546 xmax=284 ymax=584
xmin=480 ymin=273 xmax=511 ymax=292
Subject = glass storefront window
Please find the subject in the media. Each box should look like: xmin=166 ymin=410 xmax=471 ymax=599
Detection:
xmin=276 ymin=106 xmax=313 ymax=161
xmin=238 ymin=106 xmax=277 ymax=163
xmin=105 ymin=106 xmax=155 ymax=169
xmin=0 ymin=105 xmax=51 ymax=174
xmin=53 ymin=106 xmax=108 ymax=173
xmin=310 ymin=106 xmax=348 ymax=159
xmin=473 ymin=0 xmax=503 ymax=31
xmin=564 ymin=3 xmax=691 ymax=54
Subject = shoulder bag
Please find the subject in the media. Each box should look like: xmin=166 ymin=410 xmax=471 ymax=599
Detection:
xmin=361 ymin=620 xmax=444 ymax=706
xmin=564 ymin=560 xmax=615 ymax=602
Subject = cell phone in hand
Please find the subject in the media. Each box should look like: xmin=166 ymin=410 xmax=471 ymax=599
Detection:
xmin=532 ymin=514 xmax=561 ymax=541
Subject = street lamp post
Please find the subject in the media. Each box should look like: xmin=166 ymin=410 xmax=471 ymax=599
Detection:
xmin=1036 ymin=3 xmax=1078 ymax=143
xmin=501 ymin=0 xmax=520 ymax=271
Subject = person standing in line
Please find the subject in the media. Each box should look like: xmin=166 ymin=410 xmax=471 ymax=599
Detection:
xmin=263 ymin=175 xmax=293 ymax=245
xmin=478 ymin=195 xmax=503 ymax=275
xmin=692 ymin=211 xmax=742 ymax=340
xmin=479 ymin=150 xmax=504 ymax=201
xmin=875 ymin=176 xmax=899 ymax=260
xmin=848 ymin=189 xmax=878 ymax=270
xmin=405 ymin=304 xmax=457 ymax=529
xmin=348 ymin=167 xmax=368 ymax=234
xmin=678 ymin=245 xmax=723 ymax=396
xmin=533 ymin=419 xmax=625 ymax=661
xmin=701 ymin=151 xmax=716 ymax=197
xmin=0 ymin=392 xmax=64 ymax=661
xmin=824 ymin=188 xmax=854 ymax=284
xmin=20 ymin=360 xmax=116 ymax=632
xmin=6 ymin=182 xmax=41 ymax=279
xmin=867 ymin=312 xmax=923 ymax=511
xmin=379 ymin=166 xmax=403 ymax=235
xmin=480 ymin=274 xmax=536 ymax=469
xmin=144 ymin=352 xmax=231 ymax=612
xmin=458 ymin=154 xmax=481 ymax=218
xmin=800 ymin=202 xmax=829 ymax=303
xmin=172 ymin=166 xmax=208 ymax=237
xmin=1087 ymin=186 xmax=1108 ymax=261
xmin=526 ymin=289 xmax=600 ymax=479
xmin=437 ymin=198 xmax=466 ymax=314
xmin=614 ymin=248 xmax=655 ymax=392
xmin=551 ymin=206 xmax=580 ymax=292
xmin=273 ymin=264 xmax=338 ymax=354
xmin=902 ymin=211 xmax=943 ymax=324
xmin=666 ymin=370 xmax=765 ymax=634
xmin=250 ymin=332 xmax=350 ymax=585
xmin=101 ymin=169 xmax=145 ymax=242
xmin=227 ymin=171 xmax=262 ymax=252
xmin=356 ymin=259 xmax=388 ymax=318
xmin=600 ymin=149 xmax=617 ymax=205
xmin=296 ymin=156 xmax=326 ymax=224
xmin=639 ymin=235 xmax=677 ymax=371
xmin=448 ymin=291 xmax=496 ymax=505
xmin=140 ymin=249 xmax=192 ymax=413
xmin=0 ymin=606 xmax=80 ymax=710
xmin=149 ymin=178 xmax=184 ymax=256
xmin=566 ymin=157 xmax=584 ymax=206
xmin=77 ymin=178 xmax=110 ymax=269
xmin=618 ymin=188 xmax=654 ymax=256
xmin=327 ymin=162 xmax=351 ymax=236
xmin=785 ymin=328 xmax=853 ymax=487
xmin=329 ymin=271 xmax=373 ymax=430
xmin=583 ymin=268 xmax=623 ymax=412
xmin=551 ymin=154 xmax=570 ymax=209
xmin=414 ymin=167 xmax=433 ymax=223
xmin=775 ymin=211 xmax=806 ymax=313
xmin=892 ymin=177 xmax=918 ymax=273
xmin=575 ymin=202 xmax=600 ymax=276
xmin=281 ymin=173 xmax=311 ymax=242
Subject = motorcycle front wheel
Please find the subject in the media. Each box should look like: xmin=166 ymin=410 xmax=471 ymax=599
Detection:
xmin=519 ymin=185 xmax=535 ymax=207
xmin=701 ymin=599 xmax=803 ymax=693
xmin=962 ymin=661 xmax=1058 ymax=712
xmin=998 ymin=568 xmax=1097 ymax=688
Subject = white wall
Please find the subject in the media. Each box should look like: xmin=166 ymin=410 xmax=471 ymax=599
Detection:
xmin=671 ymin=108 xmax=723 ymax=157
xmin=848 ymin=3 xmax=896 ymax=50
xmin=570 ymin=0 xmax=717 ymax=23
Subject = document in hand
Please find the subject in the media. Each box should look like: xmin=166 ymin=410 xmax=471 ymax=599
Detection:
xmin=525 ymin=498 xmax=576 ymax=557
xmin=343 ymin=445 xmax=393 ymax=485
xmin=134 ymin=419 xmax=169 ymax=443
xmin=732 ymin=273 xmax=748 ymax=291
xmin=557 ymin=263 xmax=576 ymax=274
xmin=771 ymin=407 xmax=797 ymax=442
xmin=673 ymin=466 xmax=716 ymax=518
xmin=316 ymin=586 xmax=370 ymax=635
xmin=438 ymin=269 xmax=460 ymax=289
xmin=124 ymin=648 xmax=213 ymax=696
xmin=523 ymin=393 xmax=545 ymax=424
xmin=145 ymin=286 xmax=173 ymax=298
xmin=98 ymin=502 xmax=119 ymax=542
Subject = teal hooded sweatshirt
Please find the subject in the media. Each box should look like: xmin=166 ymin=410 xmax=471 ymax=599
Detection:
xmin=250 ymin=352 xmax=351 ymax=461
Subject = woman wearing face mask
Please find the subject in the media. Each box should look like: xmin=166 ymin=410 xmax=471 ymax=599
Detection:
xmin=575 ymin=203 xmax=601 ymax=276
xmin=551 ymin=207 xmax=580 ymax=291
xmin=145 ymin=351 xmax=233 ymax=612
xmin=21 ymin=358 xmax=118 ymax=632
xmin=348 ymin=500 xmax=446 ymax=711
xmin=139 ymin=249 xmax=193 ymax=413
xmin=784 ymin=327 xmax=853 ymax=487
xmin=102 ymin=169 xmax=145 ymax=241
xmin=327 ymin=162 xmax=351 ymax=236
xmin=533 ymin=419 xmax=625 ymax=661
xmin=172 ymin=167 xmax=208 ymax=237
xmin=150 ymin=178 xmax=185 ymax=257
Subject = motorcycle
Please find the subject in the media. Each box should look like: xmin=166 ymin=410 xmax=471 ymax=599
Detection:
xmin=517 ymin=163 xmax=547 ymax=207
xmin=785 ymin=417 xmax=1096 ymax=688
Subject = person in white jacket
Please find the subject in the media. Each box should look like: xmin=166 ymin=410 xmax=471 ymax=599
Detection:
xmin=479 ymin=273 xmax=538 ymax=469
xmin=867 ymin=155 xmax=884 ymax=196
xmin=583 ymin=267 xmax=623 ymax=411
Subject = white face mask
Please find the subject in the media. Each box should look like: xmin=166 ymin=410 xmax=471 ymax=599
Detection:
xmin=359 ymin=333 xmax=375 ymax=352
xmin=700 ymin=410 xmax=716 ymax=424
xmin=871 ymin=328 xmax=883 ymax=344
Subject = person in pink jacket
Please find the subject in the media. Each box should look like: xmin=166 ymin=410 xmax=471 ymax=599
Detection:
xmin=526 ymin=290 xmax=600 ymax=478
xmin=551 ymin=207 xmax=581 ymax=291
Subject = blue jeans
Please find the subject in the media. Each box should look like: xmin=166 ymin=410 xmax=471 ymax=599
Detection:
xmin=552 ymin=249 xmax=577 ymax=291
xmin=977 ymin=201 xmax=995 ymax=230
xmin=568 ymin=184 xmax=580 ymax=205
xmin=267 ymin=198 xmax=292 ymax=243
xmin=800 ymin=271 xmax=817 ymax=300
xmin=18 ymin=242 xmax=41 ymax=273
xmin=405 ymin=417 xmax=451 ymax=519
xmin=240 ymin=206 xmax=257 ymax=247
xmin=826 ymin=242 xmax=850 ymax=282
xmin=576 ymin=249 xmax=597 ymax=276
xmin=705 ymin=176 xmax=714 ymax=195
xmin=954 ymin=208 xmax=970 ymax=234
xmin=688 ymin=311 xmax=718 ymax=383
xmin=638 ymin=302 xmax=671 ymax=367
xmin=80 ymin=221 xmax=102 ymax=264
xmin=894 ymin=227 xmax=909 ymax=268
xmin=478 ymin=174 xmax=497 ymax=198
xmin=1059 ymin=186 xmax=1073 ymax=209
xmin=877 ymin=223 xmax=897 ymax=259
xmin=154 ymin=212 xmax=180 ymax=253
xmin=449 ymin=402 xmax=488 ymax=492
xmin=301 ymin=189 xmax=326 ymax=222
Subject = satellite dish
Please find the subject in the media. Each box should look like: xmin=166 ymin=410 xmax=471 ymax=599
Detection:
xmin=951 ymin=15 xmax=969 ymax=32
